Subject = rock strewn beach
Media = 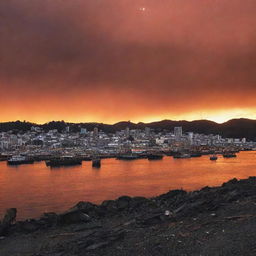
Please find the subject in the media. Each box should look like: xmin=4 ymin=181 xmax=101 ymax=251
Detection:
xmin=1 ymin=177 xmax=256 ymax=255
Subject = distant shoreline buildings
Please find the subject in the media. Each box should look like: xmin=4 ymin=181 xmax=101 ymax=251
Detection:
xmin=0 ymin=125 xmax=255 ymax=157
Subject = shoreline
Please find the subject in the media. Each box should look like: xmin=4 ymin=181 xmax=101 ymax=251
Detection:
xmin=1 ymin=176 xmax=256 ymax=255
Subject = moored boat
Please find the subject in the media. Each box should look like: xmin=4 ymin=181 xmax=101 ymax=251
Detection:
xmin=46 ymin=156 xmax=82 ymax=167
xmin=147 ymin=154 xmax=163 ymax=160
xmin=223 ymin=153 xmax=237 ymax=158
xmin=190 ymin=152 xmax=202 ymax=157
xmin=92 ymin=158 xmax=101 ymax=168
xmin=7 ymin=155 xmax=34 ymax=165
xmin=173 ymin=153 xmax=191 ymax=159
xmin=210 ymin=155 xmax=218 ymax=161
xmin=116 ymin=154 xmax=139 ymax=160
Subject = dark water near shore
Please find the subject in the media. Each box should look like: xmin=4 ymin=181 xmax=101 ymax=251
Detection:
xmin=0 ymin=151 xmax=256 ymax=220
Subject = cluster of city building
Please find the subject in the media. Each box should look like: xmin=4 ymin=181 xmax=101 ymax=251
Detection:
xmin=0 ymin=125 xmax=255 ymax=158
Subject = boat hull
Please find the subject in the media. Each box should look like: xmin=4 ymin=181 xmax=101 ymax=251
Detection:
xmin=116 ymin=155 xmax=139 ymax=160
xmin=46 ymin=159 xmax=82 ymax=167
xmin=7 ymin=160 xmax=34 ymax=165
xmin=223 ymin=154 xmax=237 ymax=158
xmin=147 ymin=155 xmax=163 ymax=160
xmin=92 ymin=159 xmax=101 ymax=168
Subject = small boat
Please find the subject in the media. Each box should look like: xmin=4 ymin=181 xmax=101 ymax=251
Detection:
xmin=210 ymin=155 xmax=218 ymax=161
xmin=164 ymin=151 xmax=176 ymax=156
xmin=223 ymin=153 xmax=237 ymax=158
xmin=116 ymin=154 xmax=139 ymax=160
xmin=190 ymin=152 xmax=202 ymax=158
xmin=80 ymin=155 xmax=92 ymax=161
xmin=136 ymin=153 xmax=149 ymax=159
xmin=92 ymin=158 xmax=101 ymax=168
xmin=7 ymin=155 xmax=34 ymax=165
xmin=173 ymin=153 xmax=191 ymax=159
xmin=46 ymin=156 xmax=82 ymax=167
xmin=147 ymin=154 xmax=163 ymax=160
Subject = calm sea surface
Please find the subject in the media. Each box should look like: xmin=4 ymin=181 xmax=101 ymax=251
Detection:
xmin=0 ymin=151 xmax=256 ymax=220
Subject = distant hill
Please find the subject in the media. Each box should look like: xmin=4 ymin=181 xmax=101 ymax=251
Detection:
xmin=0 ymin=119 xmax=256 ymax=140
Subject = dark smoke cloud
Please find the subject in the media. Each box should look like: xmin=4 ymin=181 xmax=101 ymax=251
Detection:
xmin=0 ymin=0 xmax=256 ymax=122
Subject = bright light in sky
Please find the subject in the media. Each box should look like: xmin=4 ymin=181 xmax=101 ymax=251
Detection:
xmin=139 ymin=7 xmax=146 ymax=11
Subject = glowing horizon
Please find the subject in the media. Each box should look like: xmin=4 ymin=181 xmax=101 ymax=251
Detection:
xmin=1 ymin=108 xmax=256 ymax=125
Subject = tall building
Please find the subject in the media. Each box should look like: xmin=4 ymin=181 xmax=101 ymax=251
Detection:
xmin=174 ymin=127 xmax=182 ymax=140
xmin=188 ymin=132 xmax=194 ymax=145
xmin=125 ymin=127 xmax=130 ymax=137
xmin=93 ymin=127 xmax=99 ymax=138
xmin=145 ymin=127 xmax=151 ymax=137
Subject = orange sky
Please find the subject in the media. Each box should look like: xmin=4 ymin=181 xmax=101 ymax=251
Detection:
xmin=1 ymin=0 xmax=256 ymax=124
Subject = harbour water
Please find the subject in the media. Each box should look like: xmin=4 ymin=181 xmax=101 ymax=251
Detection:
xmin=0 ymin=151 xmax=255 ymax=220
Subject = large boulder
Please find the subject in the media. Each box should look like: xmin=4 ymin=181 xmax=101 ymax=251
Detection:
xmin=100 ymin=200 xmax=118 ymax=214
xmin=16 ymin=219 xmax=40 ymax=233
xmin=71 ymin=201 xmax=98 ymax=215
xmin=0 ymin=208 xmax=17 ymax=235
xmin=40 ymin=212 xmax=59 ymax=226
xmin=129 ymin=197 xmax=151 ymax=210
xmin=58 ymin=208 xmax=90 ymax=225
xmin=116 ymin=196 xmax=132 ymax=210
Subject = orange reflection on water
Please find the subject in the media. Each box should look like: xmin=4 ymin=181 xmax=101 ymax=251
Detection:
xmin=0 ymin=151 xmax=256 ymax=219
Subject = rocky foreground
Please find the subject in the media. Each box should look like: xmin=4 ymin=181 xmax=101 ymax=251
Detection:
xmin=1 ymin=177 xmax=256 ymax=256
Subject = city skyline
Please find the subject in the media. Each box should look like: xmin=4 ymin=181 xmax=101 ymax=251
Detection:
xmin=1 ymin=0 xmax=256 ymax=123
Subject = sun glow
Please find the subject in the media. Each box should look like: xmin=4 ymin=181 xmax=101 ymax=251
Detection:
xmin=132 ymin=108 xmax=256 ymax=124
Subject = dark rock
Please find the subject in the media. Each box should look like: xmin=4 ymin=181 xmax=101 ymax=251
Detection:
xmin=223 ymin=178 xmax=238 ymax=186
xmin=129 ymin=197 xmax=150 ymax=209
xmin=40 ymin=212 xmax=59 ymax=225
xmin=248 ymin=176 xmax=256 ymax=182
xmin=108 ymin=229 xmax=125 ymax=241
xmin=73 ymin=222 xmax=102 ymax=232
xmin=224 ymin=190 xmax=240 ymax=202
xmin=86 ymin=241 xmax=110 ymax=250
xmin=157 ymin=189 xmax=187 ymax=201
xmin=71 ymin=201 xmax=98 ymax=214
xmin=174 ymin=200 xmax=211 ymax=217
xmin=201 ymin=186 xmax=211 ymax=192
xmin=0 ymin=208 xmax=17 ymax=235
xmin=73 ymin=230 xmax=97 ymax=242
xmin=100 ymin=200 xmax=117 ymax=214
xmin=77 ymin=238 xmax=95 ymax=249
xmin=17 ymin=219 xmax=40 ymax=233
xmin=136 ymin=212 xmax=166 ymax=226
xmin=116 ymin=196 xmax=132 ymax=210
xmin=59 ymin=208 xmax=90 ymax=224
